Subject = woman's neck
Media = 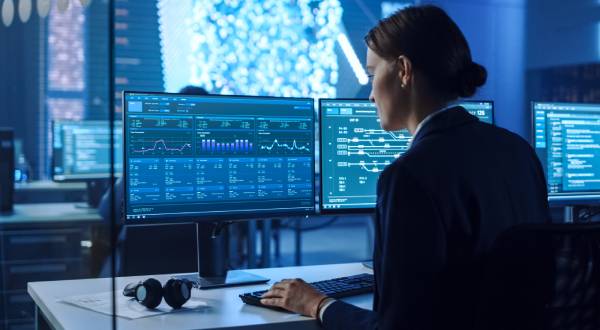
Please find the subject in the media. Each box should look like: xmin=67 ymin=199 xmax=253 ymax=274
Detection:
xmin=405 ymin=98 xmax=449 ymax=135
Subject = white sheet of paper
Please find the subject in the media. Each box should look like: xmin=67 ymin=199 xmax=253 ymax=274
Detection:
xmin=61 ymin=291 xmax=208 ymax=320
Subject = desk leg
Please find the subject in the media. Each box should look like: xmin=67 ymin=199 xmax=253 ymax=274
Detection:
xmin=35 ymin=305 xmax=53 ymax=330
xmin=295 ymin=218 xmax=302 ymax=265
xmin=366 ymin=216 xmax=375 ymax=257
xmin=247 ymin=220 xmax=257 ymax=268
xmin=261 ymin=219 xmax=271 ymax=268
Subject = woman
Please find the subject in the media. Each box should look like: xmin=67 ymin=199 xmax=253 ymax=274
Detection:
xmin=260 ymin=5 xmax=549 ymax=329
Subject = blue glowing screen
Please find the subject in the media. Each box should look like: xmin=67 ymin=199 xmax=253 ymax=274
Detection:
xmin=320 ymin=99 xmax=494 ymax=212
xmin=533 ymin=102 xmax=600 ymax=203
xmin=159 ymin=0 xmax=344 ymax=98
xmin=52 ymin=121 xmax=123 ymax=181
xmin=123 ymin=92 xmax=315 ymax=221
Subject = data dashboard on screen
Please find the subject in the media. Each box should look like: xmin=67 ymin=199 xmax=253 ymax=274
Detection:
xmin=320 ymin=99 xmax=494 ymax=212
xmin=533 ymin=102 xmax=600 ymax=203
xmin=52 ymin=120 xmax=123 ymax=181
xmin=123 ymin=92 xmax=315 ymax=221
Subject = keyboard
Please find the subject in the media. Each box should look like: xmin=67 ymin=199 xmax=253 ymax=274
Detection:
xmin=239 ymin=273 xmax=374 ymax=309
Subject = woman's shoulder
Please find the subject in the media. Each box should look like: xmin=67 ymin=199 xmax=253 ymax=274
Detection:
xmin=379 ymin=153 xmax=419 ymax=184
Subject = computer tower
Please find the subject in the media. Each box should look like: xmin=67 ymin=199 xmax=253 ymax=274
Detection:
xmin=0 ymin=128 xmax=15 ymax=212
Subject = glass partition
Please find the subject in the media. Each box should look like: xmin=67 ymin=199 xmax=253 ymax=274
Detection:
xmin=0 ymin=1 xmax=116 ymax=329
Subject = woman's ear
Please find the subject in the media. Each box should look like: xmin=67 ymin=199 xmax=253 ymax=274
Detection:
xmin=396 ymin=55 xmax=412 ymax=88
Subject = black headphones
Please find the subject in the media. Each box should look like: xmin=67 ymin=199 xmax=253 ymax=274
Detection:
xmin=123 ymin=278 xmax=193 ymax=309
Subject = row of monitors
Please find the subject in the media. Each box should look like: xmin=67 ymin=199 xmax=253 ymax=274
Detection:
xmin=52 ymin=99 xmax=492 ymax=185
xmin=51 ymin=92 xmax=600 ymax=223
xmin=123 ymin=94 xmax=493 ymax=221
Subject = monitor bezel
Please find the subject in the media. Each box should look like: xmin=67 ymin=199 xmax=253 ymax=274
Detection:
xmin=122 ymin=90 xmax=317 ymax=224
xmin=318 ymin=98 xmax=495 ymax=215
xmin=51 ymin=119 xmax=123 ymax=182
xmin=531 ymin=101 xmax=600 ymax=206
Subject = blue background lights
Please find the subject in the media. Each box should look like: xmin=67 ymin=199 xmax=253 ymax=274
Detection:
xmin=177 ymin=0 xmax=343 ymax=98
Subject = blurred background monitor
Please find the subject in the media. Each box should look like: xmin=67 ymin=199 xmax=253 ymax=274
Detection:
xmin=533 ymin=102 xmax=600 ymax=205
xmin=52 ymin=120 xmax=122 ymax=182
xmin=52 ymin=120 xmax=122 ymax=207
xmin=319 ymin=99 xmax=495 ymax=213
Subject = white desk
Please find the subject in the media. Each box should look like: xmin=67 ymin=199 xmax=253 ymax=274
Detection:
xmin=28 ymin=262 xmax=373 ymax=330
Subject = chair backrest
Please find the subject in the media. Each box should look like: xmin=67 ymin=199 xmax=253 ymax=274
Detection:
xmin=478 ymin=223 xmax=600 ymax=330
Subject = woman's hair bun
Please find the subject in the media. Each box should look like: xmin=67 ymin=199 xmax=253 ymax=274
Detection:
xmin=457 ymin=61 xmax=487 ymax=98
xmin=365 ymin=5 xmax=487 ymax=99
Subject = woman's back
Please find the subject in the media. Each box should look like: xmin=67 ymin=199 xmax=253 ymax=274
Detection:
xmin=373 ymin=106 xmax=549 ymax=329
xmin=399 ymin=106 xmax=549 ymax=251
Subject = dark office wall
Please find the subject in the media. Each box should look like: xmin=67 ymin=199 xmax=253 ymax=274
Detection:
xmin=527 ymin=0 xmax=600 ymax=69
xmin=525 ymin=0 xmax=600 ymax=139
xmin=0 ymin=18 xmax=42 ymax=179
xmin=431 ymin=0 xmax=527 ymax=138
xmin=86 ymin=0 xmax=110 ymax=119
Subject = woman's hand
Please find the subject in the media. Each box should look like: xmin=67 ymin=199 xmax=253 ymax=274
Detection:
xmin=260 ymin=278 xmax=327 ymax=317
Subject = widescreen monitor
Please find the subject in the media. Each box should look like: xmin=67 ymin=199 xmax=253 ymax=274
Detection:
xmin=123 ymin=91 xmax=315 ymax=222
xmin=533 ymin=102 xmax=600 ymax=204
xmin=320 ymin=99 xmax=495 ymax=213
xmin=52 ymin=120 xmax=123 ymax=181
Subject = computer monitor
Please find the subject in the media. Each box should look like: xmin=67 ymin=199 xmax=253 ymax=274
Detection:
xmin=533 ymin=102 xmax=600 ymax=204
xmin=319 ymin=99 xmax=495 ymax=213
xmin=52 ymin=120 xmax=123 ymax=181
xmin=123 ymin=91 xmax=316 ymax=222
xmin=52 ymin=120 xmax=122 ymax=207
xmin=460 ymin=101 xmax=494 ymax=124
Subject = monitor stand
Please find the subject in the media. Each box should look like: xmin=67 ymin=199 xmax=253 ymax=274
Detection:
xmin=75 ymin=179 xmax=111 ymax=209
xmin=175 ymin=222 xmax=269 ymax=289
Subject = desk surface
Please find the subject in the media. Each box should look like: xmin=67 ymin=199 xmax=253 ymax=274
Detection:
xmin=28 ymin=263 xmax=373 ymax=330
xmin=15 ymin=180 xmax=87 ymax=191
xmin=0 ymin=203 xmax=102 ymax=225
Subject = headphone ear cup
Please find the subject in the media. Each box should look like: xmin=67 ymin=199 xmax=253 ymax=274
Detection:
xmin=163 ymin=279 xmax=191 ymax=309
xmin=122 ymin=281 xmax=140 ymax=297
xmin=136 ymin=278 xmax=163 ymax=309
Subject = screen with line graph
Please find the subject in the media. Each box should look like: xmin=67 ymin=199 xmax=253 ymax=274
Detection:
xmin=123 ymin=91 xmax=315 ymax=221
xmin=319 ymin=99 xmax=494 ymax=212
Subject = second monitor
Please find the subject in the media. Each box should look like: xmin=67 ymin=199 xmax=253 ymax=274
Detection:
xmin=320 ymin=99 xmax=494 ymax=212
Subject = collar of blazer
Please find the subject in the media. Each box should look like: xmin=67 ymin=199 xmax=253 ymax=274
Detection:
xmin=411 ymin=106 xmax=479 ymax=148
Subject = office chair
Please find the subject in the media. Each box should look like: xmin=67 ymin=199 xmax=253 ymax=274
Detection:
xmin=478 ymin=223 xmax=600 ymax=330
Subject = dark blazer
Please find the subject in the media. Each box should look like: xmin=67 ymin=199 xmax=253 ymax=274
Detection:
xmin=322 ymin=106 xmax=550 ymax=330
